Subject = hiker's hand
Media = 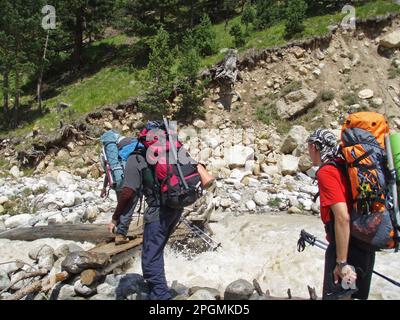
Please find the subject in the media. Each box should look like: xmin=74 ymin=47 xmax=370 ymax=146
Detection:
xmin=108 ymin=220 xmax=117 ymax=234
xmin=334 ymin=264 xmax=357 ymax=286
xmin=100 ymin=188 xmax=107 ymax=198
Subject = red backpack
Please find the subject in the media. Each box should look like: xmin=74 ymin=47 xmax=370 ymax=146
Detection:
xmin=139 ymin=119 xmax=202 ymax=209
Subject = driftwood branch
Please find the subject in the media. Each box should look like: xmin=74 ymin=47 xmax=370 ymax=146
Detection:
xmin=5 ymin=271 xmax=69 ymax=300
xmin=0 ymin=269 xmax=48 ymax=294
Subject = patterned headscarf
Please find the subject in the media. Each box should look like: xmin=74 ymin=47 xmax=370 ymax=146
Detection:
xmin=307 ymin=129 xmax=339 ymax=163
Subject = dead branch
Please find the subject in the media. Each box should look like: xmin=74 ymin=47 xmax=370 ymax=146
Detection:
xmin=0 ymin=269 xmax=48 ymax=294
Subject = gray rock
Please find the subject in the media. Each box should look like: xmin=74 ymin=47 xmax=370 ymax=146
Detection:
xmin=280 ymin=126 xmax=309 ymax=154
xmin=74 ymin=280 xmax=96 ymax=297
xmin=276 ymin=89 xmax=318 ymax=119
xmin=189 ymin=287 xmax=221 ymax=300
xmin=298 ymin=155 xmax=313 ymax=173
xmin=188 ymin=289 xmax=217 ymax=300
xmin=90 ymin=293 xmax=115 ymax=300
xmin=5 ymin=214 xmax=34 ymax=229
xmin=58 ymin=284 xmax=76 ymax=300
xmin=171 ymin=280 xmax=190 ymax=297
xmin=253 ymin=191 xmax=268 ymax=206
xmin=0 ymin=196 xmax=9 ymax=205
xmin=96 ymin=283 xmax=116 ymax=299
xmin=28 ymin=244 xmax=54 ymax=261
xmin=279 ymin=155 xmax=299 ymax=176
xmin=84 ymin=206 xmax=99 ymax=223
xmin=224 ymin=146 xmax=254 ymax=169
xmin=0 ymin=261 xmax=24 ymax=275
xmin=10 ymin=166 xmax=22 ymax=179
xmin=0 ymin=220 xmax=5 ymax=231
xmin=261 ymin=164 xmax=280 ymax=176
xmin=288 ymin=206 xmax=302 ymax=214
xmin=230 ymin=193 xmax=241 ymax=203
xmin=224 ymin=279 xmax=254 ymax=300
xmin=245 ymin=200 xmax=256 ymax=211
xmin=0 ymin=270 xmax=10 ymax=291
xmin=358 ymin=89 xmax=374 ymax=100
xmin=56 ymin=171 xmax=74 ymax=187
xmin=380 ymin=30 xmax=400 ymax=48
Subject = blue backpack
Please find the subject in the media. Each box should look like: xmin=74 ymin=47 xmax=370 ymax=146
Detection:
xmin=100 ymin=130 xmax=144 ymax=192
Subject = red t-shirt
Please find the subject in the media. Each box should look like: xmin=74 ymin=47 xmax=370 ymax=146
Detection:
xmin=316 ymin=161 xmax=353 ymax=224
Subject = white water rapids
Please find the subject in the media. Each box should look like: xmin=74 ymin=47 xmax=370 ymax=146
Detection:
xmin=130 ymin=213 xmax=400 ymax=300
xmin=1 ymin=213 xmax=399 ymax=299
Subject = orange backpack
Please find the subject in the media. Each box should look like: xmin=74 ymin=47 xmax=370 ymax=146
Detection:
xmin=341 ymin=112 xmax=399 ymax=250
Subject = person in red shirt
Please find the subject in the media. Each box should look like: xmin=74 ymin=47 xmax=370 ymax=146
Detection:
xmin=308 ymin=129 xmax=376 ymax=300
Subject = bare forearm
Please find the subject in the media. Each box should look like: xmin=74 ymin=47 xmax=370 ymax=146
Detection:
xmin=331 ymin=203 xmax=350 ymax=262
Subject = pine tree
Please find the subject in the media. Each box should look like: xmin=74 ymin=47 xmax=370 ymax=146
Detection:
xmin=230 ymin=23 xmax=246 ymax=48
xmin=255 ymin=0 xmax=282 ymax=30
xmin=284 ymin=0 xmax=308 ymax=38
xmin=0 ymin=0 xmax=47 ymax=127
xmin=176 ymin=35 xmax=207 ymax=120
xmin=241 ymin=1 xmax=256 ymax=30
xmin=143 ymin=27 xmax=176 ymax=116
xmin=193 ymin=14 xmax=218 ymax=57
xmin=54 ymin=0 xmax=115 ymax=72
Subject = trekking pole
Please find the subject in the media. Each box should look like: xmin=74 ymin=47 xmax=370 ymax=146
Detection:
xmin=297 ymin=229 xmax=400 ymax=288
xmin=181 ymin=218 xmax=221 ymax=251
xmin=186 ymin=219 xmax=222 ymax=249
xmin=163 ymin=117 xmax=189 ymax=190
xmin=385 ymin=134 xmax=400 ymax=252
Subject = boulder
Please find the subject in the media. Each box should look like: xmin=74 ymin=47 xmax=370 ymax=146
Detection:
xmin=96 ymin=283 xmax=116 ymax=299
xmin=224 ymin=279 xmax=254 ymax=300
xmin=224 ymin=146 xmax=254 ymax=169
xmin=245 ymin=200 xmax=257 ymax=211
xmin=279 ymin=155 xmax=299 ymax=176
xmin=84 ymin=206 xmax=99 ymax=223
xmin=0 ymin=196 xmax=9 ymax=205
xmin=261 ymin=164 xmax=280 ymax=176
xmin=276 ymin=89 xmax=318 ymax=119
xmin=253 ymin=191 xmax=269 ymax=206
xmin=298 ymin=155 xmax=313 ymax=173
xmin=380 ymin=30 xmax=400 ymax=48
xmin=193 ymin=119 xmax=206 ymax=129
xmin=358 ymin=89 xmax=374 ymax=100
xmin=62 ymin=192 xmax=76 ymax=207
xmin=5 ymin=214 xmax=34 ymax=229
xmin=57 ymin=171 xmax=74 ymax=187
xmin=280 ymin=126 xmax=309 ymax=154
xmin=188 ymin=289 xmax=216 ymax=300
xmin=188 ymin=287 xmax=221 ymax=299
xmin=74 ymin=280 xmax=96 ymax=297
xmin=57 ymin=284 xmax=76 ymax=300
xmin=10 ymin=166 xmax=22 ymax=179
xmin=0 ymin=205 xmax=4 ymax=215
xmin=0 ymin=270 xmax=10 ymax=291
xmin=288 ymin=206 xmax=302 ymax=214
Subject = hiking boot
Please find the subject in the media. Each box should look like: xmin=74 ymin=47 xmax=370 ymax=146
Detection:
xmin=115 ymin=234 xmax=130 ymax=245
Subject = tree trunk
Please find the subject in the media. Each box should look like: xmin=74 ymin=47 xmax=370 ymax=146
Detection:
xmin=73 ymin=6 xmax=84 ymax=72
xmin=14 ymin=45 xmax=21 ymax=128
xmin=2 ymin=69 xmax=9 ymax=118
xmin=37 ymin=31 xmax=50 ymax=113
xmin=190 ymin=0 xmax=194 ymax=28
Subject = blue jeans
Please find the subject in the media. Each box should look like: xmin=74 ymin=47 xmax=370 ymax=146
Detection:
xmin=141 ymin=207 xmax=182 ymax=300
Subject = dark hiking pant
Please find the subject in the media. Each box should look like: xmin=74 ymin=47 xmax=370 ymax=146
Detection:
xmin=116 ymin=194 xmax=139 ymax=236
xmin=141 ymin=207 xmax=182 ymax=300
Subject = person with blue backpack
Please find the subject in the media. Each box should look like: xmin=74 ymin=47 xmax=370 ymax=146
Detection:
xmin=100 ymin=130 xmax=145 ymax=245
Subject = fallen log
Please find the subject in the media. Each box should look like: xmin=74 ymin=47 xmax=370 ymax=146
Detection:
xmin=0 ymin=223 xmax=143 ymax=243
